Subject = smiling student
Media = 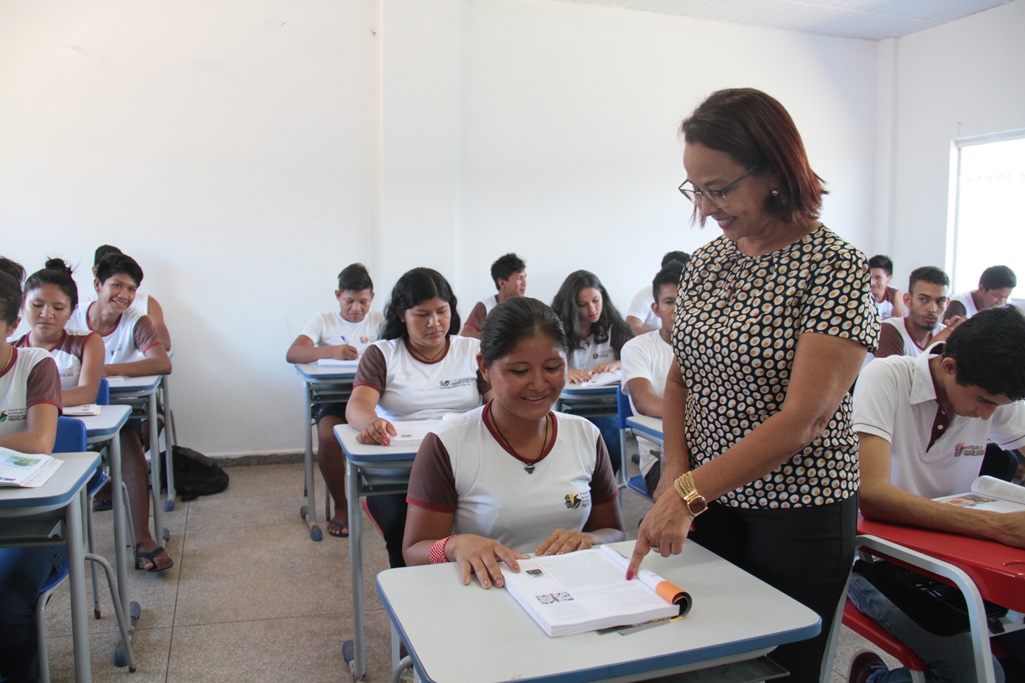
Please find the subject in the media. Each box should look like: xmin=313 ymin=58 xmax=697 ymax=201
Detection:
xmin=67 ymin=252 xmax=174 ymax=572
xmin=551 ymin=270 xmax=633 ymax=385
xmin=403 ymin=297 xmax=624 ymax=587
xmin=460 ymin=253 xmax=527 ymax=339
xmin=14 ymin=259 xmax=105 ymax=407
xmin=346 ymin=267 xmax=490 ymax=567
xmin=285 ymin=263 xmax=383 ymax=538
xmin=82 ymin=245 xmax=172 ymax=350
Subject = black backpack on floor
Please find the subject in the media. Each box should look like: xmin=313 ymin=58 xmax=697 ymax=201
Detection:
xmin=167 ymin=446 xmax=229 ymax=501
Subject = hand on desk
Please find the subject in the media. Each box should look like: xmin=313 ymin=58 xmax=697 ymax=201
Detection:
xmin=627 ymin=491 xmax=694 ymax=580
xmin=567 ymin=369 xmax=592 ymax=384
xmin=355 ymin=418 xmax=397 ymax=445
xmin=447 ymin=534 xmax=529 ymax=589
xmin=536 ymin=529 xmax=596 ymax=555
xmin=988 ymin=510 xmax=1025 ymax=549
xmin=591 ymin=360 xmax=621 ymax=375
xmin=327 ymin=344 xmax=359 ymax=361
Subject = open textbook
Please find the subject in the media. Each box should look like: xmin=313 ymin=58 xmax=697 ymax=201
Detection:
xmin=502 ymin=544 xmax=692 ymax=637
xmin=0 ymin=447 xmax=62 ymax=488
xmin=935 ymin=475 xmax=1025 ymax=513
xmin=386 ymin=420 xmax=443 ymax=448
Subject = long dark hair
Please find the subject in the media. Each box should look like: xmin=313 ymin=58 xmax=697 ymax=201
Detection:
xmin=0 ymin=257 xmax=26 ymax=327
xmin=380 ymin=268 xmax=461 ymax=340
xmin=551 ymin=270 xmax=632 ymax=353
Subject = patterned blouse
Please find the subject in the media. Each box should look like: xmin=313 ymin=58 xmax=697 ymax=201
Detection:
xmin=673 ymin=225 xmax=879 ymax=509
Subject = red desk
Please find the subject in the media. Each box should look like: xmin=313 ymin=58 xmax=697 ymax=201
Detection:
xmin=856 ymin=517 xmax=1025 ymax=682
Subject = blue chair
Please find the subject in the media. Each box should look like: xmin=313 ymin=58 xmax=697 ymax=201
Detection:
xmin=54 ymin=417 xmax=87 ymax=454
xmin=615 ymin=385 xmax=634 ymax=490
xmin=97 ymin=377 xmax=110 ymax=406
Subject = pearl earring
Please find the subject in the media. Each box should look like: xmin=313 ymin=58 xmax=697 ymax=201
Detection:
xmin=771 ymin=190 xmax=779 ymax=197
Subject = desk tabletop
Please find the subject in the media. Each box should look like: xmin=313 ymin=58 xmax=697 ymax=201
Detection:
xmin=625 ymin=415 xmax=663 ymax=442
xmin=72 ymin=404 xmax=133 ymax=439
xmin=106 ymin=374 xmax=162 ymax=394
xmin=334 ymin=422 xmax=439 ymax=465
xmin=0 ymin=452 xmax=101 ymax=512
xmin=858 ymin=517 xmax=1025 ymax=613
xmin=294 ymin=362 xmax=358 ymax=381
xmin=560 ymin=382 xmax=619 ymax=396
xmin=377 ymin=540 xmax=820 ymax=683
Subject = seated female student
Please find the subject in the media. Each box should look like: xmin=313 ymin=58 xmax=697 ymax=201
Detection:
xmin=345 ymin=267 xmax=490 ymax=567
xmin=403 ymin=297 xmax=624 ymax=587
xmin=14 ymin=259 xmax=105 ymax=407
xmin=551 ymin=270 xmax=633 ymax=384
xmin=285 ymin=263 xmax=383 ymax=538
xmin=0 ymin=257 xmax=65 ymax=683
xmin=551 ymin=270 xmax=633 ymax=472
xmin=67 ymin=252 xmax=174 ymax=572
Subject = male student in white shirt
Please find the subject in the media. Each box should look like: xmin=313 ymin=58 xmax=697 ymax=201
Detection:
xmin=848 ymin=306 xmax=1025 ymax=683
xmin=620 ymin=260 xmax=684 ymax=494
xmin=624 ymin=251 xmax=688 ymax=336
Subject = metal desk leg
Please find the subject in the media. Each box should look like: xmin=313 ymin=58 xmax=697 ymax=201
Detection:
xmin=148 ymin=392 xmax=168 ymax=541
xmin=160 ymin=376 xmax=176 ymax=509
xmin=109 ymin=435 xmax=131 ymax=623
xmin=67 ymin=489 xmax=93 ymax=682
xmin=347 ymin=458 xmax=366 ymax=678
xmin=300 ymin=381 xmax=323 ymax=541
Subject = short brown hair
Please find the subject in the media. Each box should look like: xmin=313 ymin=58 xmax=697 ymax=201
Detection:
xmin=680 ymin=88 xmax=827 ymax=225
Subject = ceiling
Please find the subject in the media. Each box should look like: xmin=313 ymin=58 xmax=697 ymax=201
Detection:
xmin=545 ymin=0 xmax=1013 ymax=40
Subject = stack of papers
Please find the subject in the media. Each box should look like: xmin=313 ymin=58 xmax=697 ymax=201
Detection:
xmin=63 ymin=404 xmax=101 ymax=417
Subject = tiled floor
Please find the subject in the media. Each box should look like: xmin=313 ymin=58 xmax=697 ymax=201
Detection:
xmin=41 ymin=459 xmax=899 ymax=682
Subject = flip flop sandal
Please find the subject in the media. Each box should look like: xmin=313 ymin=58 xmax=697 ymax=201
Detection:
xmin=135 ymin=546 xmax=174 ymax=572
xmin=328 ymin=519 xmax=350 ymax=538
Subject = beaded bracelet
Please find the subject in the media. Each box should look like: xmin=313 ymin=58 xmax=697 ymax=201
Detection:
xmin=429 ymin=535 xmax=454 ymax=564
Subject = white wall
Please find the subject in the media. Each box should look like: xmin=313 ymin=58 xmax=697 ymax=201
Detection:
xmin=883 ymin=0 xmax=1025 ymax=291
xmin=1 ymin=0 xmax=878 ymax=457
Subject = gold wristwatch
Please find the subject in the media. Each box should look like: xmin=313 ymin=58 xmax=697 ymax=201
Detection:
xmin=674 ymin=472 xmax=708 ymax=518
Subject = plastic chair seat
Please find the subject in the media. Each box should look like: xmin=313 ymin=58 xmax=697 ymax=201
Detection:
xmin=842 ymin=597 xmax=929 ymax=672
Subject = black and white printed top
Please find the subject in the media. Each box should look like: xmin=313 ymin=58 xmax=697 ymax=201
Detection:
xmin=673 ymin=225 xmax=879 ymax=509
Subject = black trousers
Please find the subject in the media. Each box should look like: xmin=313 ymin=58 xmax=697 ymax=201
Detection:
xmin=688 ymin=495 xmax=858 ymax=683
xmin=366 ymin=493 xmax=408 ymax=568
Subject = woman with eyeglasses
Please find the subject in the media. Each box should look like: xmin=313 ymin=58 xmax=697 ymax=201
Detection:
xmin=626 ymin=88 xmax=879 ymax=682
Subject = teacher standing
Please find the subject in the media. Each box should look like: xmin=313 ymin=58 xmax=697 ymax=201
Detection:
xmin=627 ymin=88 xmax=879 ymax=682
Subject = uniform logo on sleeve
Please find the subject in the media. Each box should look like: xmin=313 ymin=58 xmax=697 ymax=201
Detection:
xmin=0 ymin=408 xmax=27 ymax=424
xmin=954 ymin=443 xmax=986 ymax=458
xmin=564 ymin=491 xmax=592 ymax=509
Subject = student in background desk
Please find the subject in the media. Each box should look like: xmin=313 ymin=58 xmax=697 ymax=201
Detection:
xmin=404 ymin=297 xmax=624 ymax=587
xmin=459 ymin=252 xmax=527 ymax=339
xmin=868 ymin=255 xmax=906 ymax=321
xmin=849 ymin=306 xmax=1025 ymax=682
xmin=346 ymin=267 xmax=491 ymax=567
xmin=81 ymin=245 xmax=172 ymax=350
xmin=67 ymin=252 xmax=174 ymax=572
xmin=620 ymin=260 xmax=685 ymax=496
xmin=625 ymin=251 xmax=689 ymax=337
xmin=285 ymin=263 xmax=383 ymax=538
xmin=0 ymin=256 xmax=66 ymax=683
xmin=14 ymin=259 xmax=104 ymax=406
xmin=551 ymin=269 xmax=632 ymax=474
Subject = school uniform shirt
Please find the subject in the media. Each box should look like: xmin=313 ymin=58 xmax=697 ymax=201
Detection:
xmin=406 ymin=404 xmax=618 ymax=553
xmin=853 ymin=345 xmax=1025 ymax=499
xmin=299 ymin=311 xmax=383 ymax=357
xmin=569 ymin=335 xmax=616 ymax=372
xmin=12 ymin=332 xmax=94 ymax=390
xmin=67 ymin=303 xmax=163 ymax=364
xmin=0 ymin=347 xmax=62 ymax=438
xmin=675 ymin=225 xmax=879 ymax=509
xmin=946 ymin=291 xmax=980 ymax=319
xmin=874 ymin=286 xmax=899 ymax=320
xmin=463 ymin=296 xmax=498 ymax=334
xmin=626 ymin=286 xmax=660 ymax=331
xmin=875 ymin=317 xmax=946 ymax=359
xmin=620 ymin=330 xmax=674 ymax=477
xmin=353 ymin=336 xmax=487 ymax=421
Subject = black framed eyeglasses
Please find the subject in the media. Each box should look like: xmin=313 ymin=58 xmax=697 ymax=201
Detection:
xmin=678 ymin=166 xmax=760 ymax=209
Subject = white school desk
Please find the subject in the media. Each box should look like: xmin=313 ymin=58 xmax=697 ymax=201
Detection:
xmin=0 ymin=452 xmax=101 ymax=682
xmin=334 ymin=421 xmax=438 ymax=679
xmin=377 ymin=539 xmax=821 ymax=683
xmin=73 ymin=405 xmax=135 ymax=627
xmin=625 ymin=415 xmax=664 ymax=447
xmin=107 ymin=374 xmax=170 ymax=542
xmin=293 ymin=361 xmax=358 ymax=541
xmin=558 ymin=382 xmax=619 ymax=417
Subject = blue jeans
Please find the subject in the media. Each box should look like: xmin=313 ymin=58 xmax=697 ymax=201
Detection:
xmin=0 ymin=545 xmax=68 ymax=683
xmin=847 ymin=575 xmax=1005 ymax=683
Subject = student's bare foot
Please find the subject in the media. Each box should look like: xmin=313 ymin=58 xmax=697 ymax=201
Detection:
xmin=328 ymin=518 xmax=350 ymax=538
xmin=135 ymin=543 xmax=173 ymax=572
